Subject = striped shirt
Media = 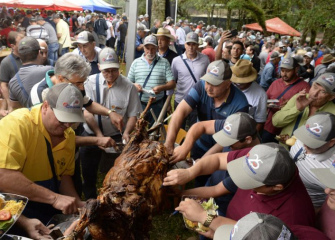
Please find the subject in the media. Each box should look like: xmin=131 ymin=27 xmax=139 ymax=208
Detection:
xmin=128 ymin=55 xmax=174 ymax=102
xmin=26 ymin=24 xmax=49 ymax=42
xmin=290 ymin=139 xmax=335 ymax=207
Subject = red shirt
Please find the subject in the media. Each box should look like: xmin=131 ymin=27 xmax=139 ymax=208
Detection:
xmin=202 ymin=47 xmax=215 ymax=62
xmin=264 ymin=77 xmax=310 ymax=135
xmin=226 ymin=148 xmax=316 ymax=228
xmin=0 ymin=27 xmax=16 ymax=47
xmin=291 ymin=225 xmax=330 ymax=240
xmin=315 ymin=56 xmax=323 ymax=67
xmin=316 ymin=197 xmax=335 ymax=240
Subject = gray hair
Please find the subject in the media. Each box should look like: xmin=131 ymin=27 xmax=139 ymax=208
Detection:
xmin=55 ymin=53 xmax=91 ymax=80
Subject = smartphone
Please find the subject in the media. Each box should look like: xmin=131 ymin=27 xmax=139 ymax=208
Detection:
xmin=230 ymin=29 xmax=238 ymax=37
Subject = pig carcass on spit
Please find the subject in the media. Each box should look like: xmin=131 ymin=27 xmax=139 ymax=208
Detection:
xmin=66 ymin=98 xmax=170 ymax=240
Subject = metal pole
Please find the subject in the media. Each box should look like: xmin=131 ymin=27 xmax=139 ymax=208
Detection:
xmin=174 ymin=0 xmax=178 ymax=24
xmin=125 ymin=0 xmax=138 ymax=75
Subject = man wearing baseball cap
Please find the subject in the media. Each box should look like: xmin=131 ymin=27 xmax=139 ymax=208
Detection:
xmin=213 ymin=212 xmax=328 ymax=240
xmin=80 ymin=48 xmax=142 ymax=199
xmin=260 ymin=51 xmax=282 ymax=90
xmin=72 ymin=31 xmax=102 ymax=75
xmin=0 ymin=83 xmax=86 ymax=230
xmin=273 ymin=73 xmax=335 ymax=140
xmin=262 ymin=56 xmax=310 ymax=143
xmin=230 ymin=59 xmax=267 ymax=132
xmin=128 ymin=35 xmax=175 ymax=126
xmin=289 ymin=112 xmax=335 ymax=209
xmin=165 ymin=60 xmax=249 ymax=186
xmin=300 ymin=52 xmax=314 ymax=80
xmin=166 ymin=143 xmax=315 ymax=234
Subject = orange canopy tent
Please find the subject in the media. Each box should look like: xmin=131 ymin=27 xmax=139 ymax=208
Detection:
xmin=245 ymin=17 xmax=301 ymax=37
xmin=0 ymin=0 xmax=82 ymax=11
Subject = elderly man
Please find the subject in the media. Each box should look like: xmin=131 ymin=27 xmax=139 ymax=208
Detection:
xmin=37 ymin=39 xmax=49 ymax=65
xmin=26 ymin=17 xmax=49 ymax=42
xmin=165 ymin=60 xmax=249 ymax=186
xmin=73 ymin=31 xmax=102 ymax=75
xmin=53 ymin=13 xmax=71 ymax=56
xmin=80 ymin=48 xmax=142 ymax=199
xmin=0 ymin=83 xmax=86 ymax=227
xmin=155 ymin=27 xmax=178 ymax=64
xmin=128 ymin=35 xmax=175 ymax=126
xmin=273 ymin=73 xmax=335 ymax=139
xmin=36 ymin=16 xmax=59 ymax=66
xmin=0 ymin=31 xmax=23 ymax=116
xmin=230 ymin=59 xmax=267 ymax=132
xmin=170 ymin=32 xmax=209 ymax=129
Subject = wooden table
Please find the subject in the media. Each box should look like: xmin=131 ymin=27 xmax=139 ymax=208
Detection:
xmin=0 ymin=49 xmax=11 ymax=63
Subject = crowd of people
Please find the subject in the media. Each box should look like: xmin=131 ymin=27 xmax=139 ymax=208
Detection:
xmin=0 ymin=5 xmax=335 ymax=240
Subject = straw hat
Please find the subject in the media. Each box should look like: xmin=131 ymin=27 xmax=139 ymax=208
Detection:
xmin=154 ymin=28 xmax=175 ymax=42
xmin=230 ymin=59 xmax=258 ymax=83
xmin=321 ymin=54 xmax=335 ymax=64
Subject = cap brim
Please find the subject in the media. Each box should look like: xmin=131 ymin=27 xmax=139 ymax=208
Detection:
xmin=293 ymin=125 xmax=327 ymax=149
xmin=144 ymin=43 xmax=158 ymax=47
xmin=186 ymin=40 xmax=198 ymax=44
xmin=73 ymin=40 xmax=89 ymax=45
xmin=214 ymin=225 xmax=233 ymax=240
xmin=53 ymin=108 xmax=85 ymax=123
xmin=227 ymin=156 xmax=265 ymax=190
xmin=213 ymin=130 xmax=239 ymax=147
xmin=314 ymin=80 xmax=334 ymax=94
xmin=230 ymin=68 xmax=257 ymax=83
xmin=199 ymin=42 xmax=207 ymax=48
xmin=311 ymin=168 xmax=335 ymax=189
xmin=154 ymin=34 xmax=175 ymax=42
xmin=99 ymin=63 xmax=120 ymax=70
xmin=280 ymin=64 xmax=294 ymax=70
xmin=201 ymin=73 xmax=224 ymax=86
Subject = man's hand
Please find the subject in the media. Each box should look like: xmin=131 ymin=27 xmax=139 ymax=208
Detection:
xmin=219 ymin=30 xmax=232 ymax=44
xmin=122 ymin=132 xmax=130 ymax=143
xmin=163 ymin=169 xmax=191 ymax=186
xmin=175 ymin=198 xmax=207 ymax=223
xmin=51 ymin=194 xmax=78 ymax=214
xmin=109 ymin=111 xmax=123 ymax=132
xmin=296 ymin=89 xmax=312 ymax=111
xmin=19 ymin=217 xmax=52 ymax=240
xmin=152 ymin=86 xmax=162 ymax=94
xmin=96 ymin=136 xmax=116 ymax=149
xmin=164 ymin=142 xmax=175 ymax=156
xmin=169 ymin=146 xmax=188 ymax=165
xmin=134 ymin=83 xmax=142 ymax=92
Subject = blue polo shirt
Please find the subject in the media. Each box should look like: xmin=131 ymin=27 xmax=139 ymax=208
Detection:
xmin=184 ymin=80 xmax=249 ymax=158
xmin=135 ymin=34 xmax=144 ymax=59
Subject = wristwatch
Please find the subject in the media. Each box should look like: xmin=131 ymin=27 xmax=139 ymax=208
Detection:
xmin=107 ymin=109 xmax=116 ymax=115
xmin=203 ymin=211 xmax=217 ymax=227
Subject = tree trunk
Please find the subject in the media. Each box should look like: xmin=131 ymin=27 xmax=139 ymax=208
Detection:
xmin=300 ymin=27 xmax=308 ymax=46
xmin=151 ymin=0 xmax=165 ymax=24
xmin=310 ymin=29 xmax=317 ymax=47
xmin=226 ymin=7 xmax=232 ymax=29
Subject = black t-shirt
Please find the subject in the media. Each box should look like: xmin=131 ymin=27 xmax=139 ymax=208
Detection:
xmin=72 ymin=16 xmax=78 ymax=32
xmin=119 ymin=22 xmax=128 ymax=43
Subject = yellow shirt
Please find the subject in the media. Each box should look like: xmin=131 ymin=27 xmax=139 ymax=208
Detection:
xmin=56 ymin=19 xmax=72 ymax=48
xmin=0 ymin=105 xmax=75 ymax=183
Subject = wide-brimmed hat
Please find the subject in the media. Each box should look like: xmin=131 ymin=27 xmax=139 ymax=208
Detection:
xmin=321 ymin=54 xmax=335 ymax=64
xmin=230 ymin=59 xmax=257 ymax=83
xmin=154 ymin=28 xmax=175 ymax=41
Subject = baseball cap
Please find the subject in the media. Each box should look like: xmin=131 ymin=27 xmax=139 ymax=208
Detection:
xmin=122 ymin=16 xmax=127 ymax=20
xmin=311 ymin=160 xmax=335 ymax=189
xmin=46 ymin=83 xmax=85 ymax=123
xmin=278 ymin=41 xmax=285 ymax=48
xmin=73 ymin=31 xmax=94 ymax=44
xmin=137 ymin=25 xmax=150 ymax=32
xmin=213 ymin=113 xmax=257 ymax=147
xmin=270 ymin=51 xmax=282 ymax=60
xmin=314 ymin=73 xmax=335 ymax=94
xmin=227 ymin=143 xmax=296 ymax=189
xmin=304 ymin=52 xmax=313 ymax=58
xmin=143 ymin=35 xmax=158 ymax=47
xmin=18 ymin=36 xmax=41 ymax=54
xmin=294 ymin=112 xmax=335 ymax=149
xmin=185 ymin=32 xmax=199 ymax=44
xmin=214 ymin=212 xmax=295 ymax=240
xmin=231 ymin=59 xmax=258 ymax=83
xmin=53 ymin=14 xmax=60 ymax=19
xmin=98 ymin=47 xmax=119 ymax=70
xmin=280 ymin=57 xmax=296 ymax=69
xmin=201 ymin=60 xmax=232 ymax=86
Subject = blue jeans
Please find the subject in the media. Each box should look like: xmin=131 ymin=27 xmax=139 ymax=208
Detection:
xmin=48 ymin=42 xmax=59 ymax=66
xmin=61 ymin=47 xmax=69 ymax=56
xmin=117 ymin=41 xmax=125 ymax=61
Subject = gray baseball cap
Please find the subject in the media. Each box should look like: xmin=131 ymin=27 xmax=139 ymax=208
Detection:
xmin=227 ymin=143 xmax=296 ymax=189
xmin=280 ymin=56 xmax=296 ymax=70
xmin=46 ymin=83 xmax=85 ymax=123
xmin=270 ymin=51 xmax=282 ymax=60
xmin=185 ymin=32 xmax=199 ymax=44
xmin=314 ymin=73 xmax=335 ymax=94
xmin=214 ymin=212 xmax=295 ymax=240
xmin=143 ymin=35 xmax=158 ymax=47
xmin=73 ymin=31 xmax=94 ymax=44
xmin=311 ymin=162 xmax=335 ymax=189
xmin=213 ymin=113 xmax=257 ymax=147
xmin=294 ymin=112 xmax=335 ymax=149
xmin=98 ymin=47 xmax=119 ymax=70
xmin=18 ymin=36 xmax=41 ymax=54
xmin=201 ymin=60 xmax=232 ymax=85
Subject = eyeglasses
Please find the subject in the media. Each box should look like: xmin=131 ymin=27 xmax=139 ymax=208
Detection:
xmin=102 ymin=69 xmax=119 ymax=74
xmin=62 ymin=76 xmax=86 ymax=86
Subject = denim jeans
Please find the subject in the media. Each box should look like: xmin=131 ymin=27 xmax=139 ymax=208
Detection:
xmin=61 ymin=47 xmax=69 ymax=56
xmin=48 ymin=42 xmax=59 ymax=66
xmin=117 ymin=41 xmax=125 ymax=61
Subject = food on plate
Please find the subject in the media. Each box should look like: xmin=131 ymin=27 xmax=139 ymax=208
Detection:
xmin=286 ymin=136 xmax=297 ymax=146
xmin=0 ymin=210 xmax=11 ymax=221
xmin=2 ymin=200 xmax=25 ymax=216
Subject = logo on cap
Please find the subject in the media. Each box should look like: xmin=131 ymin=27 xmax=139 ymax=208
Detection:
xmin=63 ymin=96 xmax=81 ymax=109
xmin=223 ymin=122 xmax=232 ymax=135
xmin=322 ymin=75 xmax=335 ymax=85
xmin=189 ymin=33 xmax=197 ymax=40
xmin=306 ymin=123 xmax=323 ymax=137
xmin=245 ymin=153 xmax=263 ymax=174
xmin=278 ymin=225 xmax=291 ymax=240
xmin=103 ymin=52 xmax=115 ymax=62
xmin=77 ymin=34 xmax=85 ymax=40
xmin=282 ymin=58 xmax=290 ymax=64
xmin=208 ymin=66 xmax=219 ymax=77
